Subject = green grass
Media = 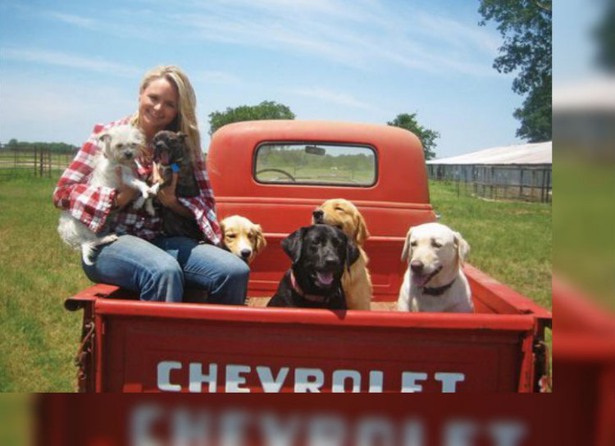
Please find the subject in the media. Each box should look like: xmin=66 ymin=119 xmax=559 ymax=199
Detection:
xmin=0 ymin=176 xmax=89 ymax=392
xmin=0 ymin=176 xmax=551 ymax=392
xmin=554 ymin=158 xmax=615 ymax=309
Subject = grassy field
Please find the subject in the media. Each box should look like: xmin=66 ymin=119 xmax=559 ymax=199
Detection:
xmin=0 ymin=174 xmax=551 ymax=392
xmin=429 ymin=181 xmax=551 ymax=310
xmin=0 ymin=174 xmax=89 ymax=392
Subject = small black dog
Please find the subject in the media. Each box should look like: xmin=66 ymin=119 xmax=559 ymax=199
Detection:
xmin=151 ymin=130 xmax=202 ymax=240
xmin=267 ymin=224 xmax=360 ymax=309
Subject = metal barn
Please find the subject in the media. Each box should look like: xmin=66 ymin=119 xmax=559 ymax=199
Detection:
xmin=427 ymin=142 xmax=552 ymax=203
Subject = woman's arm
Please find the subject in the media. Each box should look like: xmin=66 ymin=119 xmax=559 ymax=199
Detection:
xmin=173 ymin=156 xmax=222 ymax=244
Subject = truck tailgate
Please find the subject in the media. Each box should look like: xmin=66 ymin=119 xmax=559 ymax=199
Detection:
xmin=82 ymin=297 xmax=539 ymax=393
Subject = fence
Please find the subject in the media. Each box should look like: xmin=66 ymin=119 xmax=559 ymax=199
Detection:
xmin=0 ymin=149 xmax=74 ymax=179
xmin=427 ymin=163 xmax=552 ymax=203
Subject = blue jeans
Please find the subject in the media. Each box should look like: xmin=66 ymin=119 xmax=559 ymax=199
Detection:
xmin=82 ymin=235 xmax=249 ymax=304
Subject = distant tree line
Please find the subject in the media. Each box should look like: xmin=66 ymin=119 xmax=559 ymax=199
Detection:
xmin=2 ymin=139 xmax=78 ymax=153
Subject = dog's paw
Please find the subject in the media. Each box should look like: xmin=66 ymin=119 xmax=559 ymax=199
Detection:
xmin=145 ymin=199 xmax=156 ymax=216
xmin=149 ymin=183 xmax=160 ymax=196
xmin=133 ymin=196 xmax=145 ymax=209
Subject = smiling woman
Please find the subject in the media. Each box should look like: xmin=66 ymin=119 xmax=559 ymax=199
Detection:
xmin=51 ymin=65 xmax=250 ymax=306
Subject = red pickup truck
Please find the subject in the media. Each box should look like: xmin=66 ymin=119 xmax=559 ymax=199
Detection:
xmin=65 ymin=120 xmax=551 ymax=393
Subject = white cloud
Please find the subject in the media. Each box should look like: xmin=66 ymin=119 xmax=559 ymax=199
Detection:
xmin=289 ymin=86 xmax=376 ymax=111
xmin=0 ymin=47 xmax=141 ymax=78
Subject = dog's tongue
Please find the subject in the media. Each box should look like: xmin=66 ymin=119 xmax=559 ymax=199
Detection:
xmin=413 ymin=273 xmax=431 ymax=288
xmin=316 ymin=271 xmax=334 ymax=287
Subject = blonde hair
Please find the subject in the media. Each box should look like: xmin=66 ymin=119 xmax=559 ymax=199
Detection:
xmin=132 ymin=65 xmax=202 ymax=159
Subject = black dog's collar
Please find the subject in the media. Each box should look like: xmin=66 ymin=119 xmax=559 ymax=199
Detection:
xmin=290 ymin=271 xmax=329 ymax=303
xmin=422 ymin=278 xmax=456 ymax=296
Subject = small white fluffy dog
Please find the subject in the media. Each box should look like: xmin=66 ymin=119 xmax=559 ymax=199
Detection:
xmin=220 ymin=215 xmax=267 ymax=264
xmin=397 ymin=222 xmax=473 ymax=313
xmin=57 ymin=125 xmax=154 ymax=265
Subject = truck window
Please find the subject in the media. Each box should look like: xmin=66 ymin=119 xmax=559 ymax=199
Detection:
xmin=254 ymin=142 xmax=376 ymax=186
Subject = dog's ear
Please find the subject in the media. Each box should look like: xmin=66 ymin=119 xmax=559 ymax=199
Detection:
xmin=345 ymin=237 xmax=361 ymax=270
xmin=177 ymin=132 xmax=188 ymax=142
xmin=454 ymin=232 xmax=470 ymax=265
xmin=97 ymin=132 xmax=112 ymax=158
xmin=401 ymin=227 xmax=413 ymax=262
xmin=281 ymin=227 xmax=305 ymax=263
xmin=253 ymin=225 xmax=267 ymax=254
xmin=354 ymin=211 xmax=370 ymax=246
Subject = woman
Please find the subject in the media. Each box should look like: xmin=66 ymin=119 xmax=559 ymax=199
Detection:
xmin=53 ymin=65 xmax=249 ymax=304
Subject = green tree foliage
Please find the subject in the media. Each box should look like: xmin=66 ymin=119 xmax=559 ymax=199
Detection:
xmin=3 ymin=139 xmax=77 ymax=153
xmin=208 ymin=100 xmax=295 ymax=135
xmin=594 ymin=0 xmax=615 ymax=72
xmin=478 ymin=0 xmax=552 ymax=142
xmin=387 ymin=113 xmax=439 ymax=160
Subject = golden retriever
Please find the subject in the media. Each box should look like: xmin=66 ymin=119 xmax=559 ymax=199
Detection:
xmin=397 ymin=222 xmax=473 ymax=312
xmin=220 ymin=215 xmax=267 ymax=264
xmin=312 ymin=198 xmax=373 ymax=310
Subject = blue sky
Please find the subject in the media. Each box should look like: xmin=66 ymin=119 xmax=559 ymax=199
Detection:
xmin=1 ymin=0 xmax=546 ymax=158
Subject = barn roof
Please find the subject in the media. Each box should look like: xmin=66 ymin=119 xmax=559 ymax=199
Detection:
xmin=427 ymin=141 xmax=551 ymax=165
xmin=553 ymin=77 xmax=615 ymax=112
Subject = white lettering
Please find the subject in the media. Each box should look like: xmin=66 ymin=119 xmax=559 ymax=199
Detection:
xmin=225 ymin=364 xmax=251 ymax=393
xmin=444 ymin=420 xmax=478 ymax=446
xmin=156 ymin=361 xmax=467 ymax=393
xmin=307 ymin=415 xmax=346 ymax=446
xmin=130 ymin=404 xmax=164 ymax=446
xmin=488 ymin=421 xmax=527 ymax=446
xmin=356 ymin=417 xmax=395 ymax=446
xmin=171 ymin=408 xmax=212 ymax=446
xmin=189 ymin=362 xmax=217 ymax=393
xmin=129 ymin=404 xmax=530 ymax=445
xmin=257 ymin=366 xmax=289 ymax=392
xmin=294 ymin=368 xmax=324 ymax=392
xmin=157 ymin=361 xmax=182 ymax=392
xmin=401 ymin=419 xmax=425 ymax=446
xmin=260 ymin=413 xmax=301 ymax=446
xmin=332 ymin=369 xmax=362 ymax=393
xmin=434 ymin=373 xmax=465 ymax=393
xmin=369 ymin=370 xmax=384 ymax=393
xmin=220 ymin=411 xmax=250 ymax=445
xmin=401 ymin=372 xmax=428 ymax=393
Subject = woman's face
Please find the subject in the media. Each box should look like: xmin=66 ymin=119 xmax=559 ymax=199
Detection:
xmin=138 ymin=77 xmax=179 ymax=140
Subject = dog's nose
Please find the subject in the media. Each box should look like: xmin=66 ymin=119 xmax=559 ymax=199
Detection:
xmin=410 ymin=260 xmax=424 ymax=273
xmin=312 ymin=209 xmax=324 ymax=223
xmin=123 ymin=151 xmax=134 ymax=160
xmin=240 ymin=249 xmax=252 ymax=260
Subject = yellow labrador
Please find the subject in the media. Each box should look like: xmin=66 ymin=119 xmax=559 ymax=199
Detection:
xmin=220 ymin=215 xmax=267 ymax=264
xmin=312 ymin=198 xmax=372 ymax=310
xmin=397 ymin=223 xmax=473 ymax=313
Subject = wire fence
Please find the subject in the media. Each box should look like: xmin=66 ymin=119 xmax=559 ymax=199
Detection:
xmin=427 ymin=164 xmax=552 ymax=203
xmin=0 ymin=149 xmax=74 ymax=180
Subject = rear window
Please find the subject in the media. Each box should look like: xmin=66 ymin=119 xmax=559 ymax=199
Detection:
xmin=254 ymin=142 xmax=376 ymax=186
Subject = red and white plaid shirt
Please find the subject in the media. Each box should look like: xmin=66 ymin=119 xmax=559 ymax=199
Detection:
xmin=53 ymin=117 xmax=222 ymax=245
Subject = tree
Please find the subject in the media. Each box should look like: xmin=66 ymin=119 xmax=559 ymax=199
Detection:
xmin=478 ymin=0 xmax=552 ymax=142
xmin=387 ymin=113 xmax=439 ymax=160
xmin=208 ymin=100 xmax=295 ymax=135
xmin=594 ymin=1 xmax=615 ymax=72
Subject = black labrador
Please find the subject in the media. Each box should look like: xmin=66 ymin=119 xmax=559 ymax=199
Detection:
xmin=267 ymin=224 xmax=360 ymax=309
